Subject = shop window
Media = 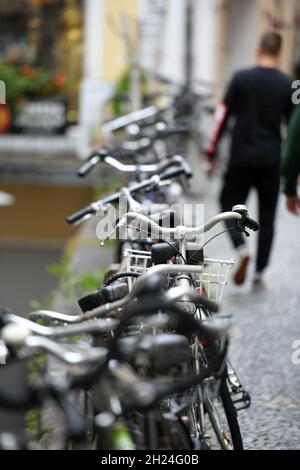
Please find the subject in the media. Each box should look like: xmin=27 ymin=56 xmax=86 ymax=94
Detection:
xmin=0 ymin=0 xmax=83 ymax=134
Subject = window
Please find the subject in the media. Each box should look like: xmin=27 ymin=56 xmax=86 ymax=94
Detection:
xmin=0 ymin=0 xmax=83 ymax=122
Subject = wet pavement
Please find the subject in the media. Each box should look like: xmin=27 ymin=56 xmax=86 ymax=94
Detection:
xmin=0 ymin=242 xmax=62 ymax=435
xmin=0 ymin=242 xmax=62 ymax=314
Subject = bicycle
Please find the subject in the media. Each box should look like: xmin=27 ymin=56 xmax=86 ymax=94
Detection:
xmin=0 ymin=283 xmax=228 ymax=450
xmin=30 ymin=201 xmax=258 ymax=449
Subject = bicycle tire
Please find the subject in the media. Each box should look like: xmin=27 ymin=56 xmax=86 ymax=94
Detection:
xmin=219 ymin=377 xmax=244 ymax=450
xmin=205 ymin=376 xmax=244 ymax=450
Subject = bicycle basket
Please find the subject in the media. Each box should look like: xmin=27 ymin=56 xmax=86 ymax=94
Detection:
xmin=122 ymin=248 xmax=153 ymax=273
xmin=196 ymin=258 xmax=235 ymax=302
xmin=121 ymin=249 xmax=234 ymax=302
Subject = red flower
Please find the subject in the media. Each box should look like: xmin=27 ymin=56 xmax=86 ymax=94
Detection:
xmin=20 ymin=64 xmax=34 ymax=77
xmin=53 ymin=72 xmax=66 ymax=86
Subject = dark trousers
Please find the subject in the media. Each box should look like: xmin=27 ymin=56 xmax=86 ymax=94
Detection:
xmin=220 ymin=165 xmax=281 ymax=273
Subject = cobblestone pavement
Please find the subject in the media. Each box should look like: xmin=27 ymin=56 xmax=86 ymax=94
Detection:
xmin=192 ymin=177 xmax=300 ymax=450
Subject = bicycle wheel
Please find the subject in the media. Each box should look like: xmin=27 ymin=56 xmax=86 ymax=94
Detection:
xmin=204 ymin=376 xmax=243 ymax=450
xmin=125 ymin=411 xmax=193 ymax=450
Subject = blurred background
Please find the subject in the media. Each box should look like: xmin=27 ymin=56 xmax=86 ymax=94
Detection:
xmin=0 ymin=0 xmax=299 ymax=311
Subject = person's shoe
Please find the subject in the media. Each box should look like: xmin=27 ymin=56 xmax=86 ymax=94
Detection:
xmin=252 ymin=273 xmax=265 ymax=292
xmin=233 ymin=250 xmax=251 ymax=286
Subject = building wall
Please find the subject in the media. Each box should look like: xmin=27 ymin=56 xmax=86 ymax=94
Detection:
xmin=0 ymin=183 xmax=93 ymax=242
xmin=79 ymin=0 xmax=140 ymax=150
xmin=213 ymin=0 xmax=297 ymax=100
xmin=159 ymin=0 xmax=186 ymax=84
xmin=138 ymin=0 xmax=169 ymax=73
xmin=193 ymin=0 xmax=218 ymax=86
xmin=214 ymin=1 xmax=228 ymax=99
xmin=223 ymin=0 xmax=257 ymax=84
xmin=256 ymin=0 xmax=296 ymax=74
xmin=78 ymin=0 xmax=299 ymax=141
xmin=102 ymin=0 xmax=138 ymax=82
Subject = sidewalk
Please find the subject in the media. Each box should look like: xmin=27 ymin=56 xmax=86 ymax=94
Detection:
xmin=42 ymin=176 xmax=300 ymax=449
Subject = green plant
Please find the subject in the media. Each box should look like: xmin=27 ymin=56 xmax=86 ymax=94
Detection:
xmin=26 ymin=408 xmax=42 ymax=442
xmin=0 ymin=63 xmax=66 ymax=108
xmin=25 ymin=354 xmax=47 ymax=442
xmin=110 ymin=68 xmax=149 ymax=117
xmin=46 ymin=256 xmax=106 ymax=302
xmin=30 ymin=294 xmax=53 ymax=313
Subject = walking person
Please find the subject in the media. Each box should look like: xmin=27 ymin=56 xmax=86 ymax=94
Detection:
xmin=206 ymin=32 xmax=293 ymax=289
xmin=282 ymin=104 xmax=300 ymax=215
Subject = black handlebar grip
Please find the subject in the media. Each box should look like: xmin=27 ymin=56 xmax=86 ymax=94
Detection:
xmin=180 ymin=159 xmax=193 ymax=179
xmin=66 ymin=205 xmax=94 ymax=225
xmin=77 ymin=155 xmax=101 ymax=177
xmin=245 ymin=218 xmax=260 ymax=232
xmin=102 ymin=283 xmax=129 ymax=303
xmin=78 ymin=290 xmax=104 ymax=313
xmin=160 ymin=163 xmax=193 ymax=181
xmin=78 ymin=283 xmax=129 ymax=312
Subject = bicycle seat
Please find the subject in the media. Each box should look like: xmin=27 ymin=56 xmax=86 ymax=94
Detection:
xmin=117 ymin=334 xmax=192 ymax=374
xmin=135 ymin=273 xmax=167 ymax=299
xmin=151 ymin=240 xmax=179 ymax=265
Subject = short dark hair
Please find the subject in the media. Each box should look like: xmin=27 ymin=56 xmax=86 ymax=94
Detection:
xmin=259 ymin=32 xmax=282 ymax=56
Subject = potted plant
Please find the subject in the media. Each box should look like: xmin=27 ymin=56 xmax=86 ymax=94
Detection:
xmin=0 ymin=63 xmax=67 ymax=133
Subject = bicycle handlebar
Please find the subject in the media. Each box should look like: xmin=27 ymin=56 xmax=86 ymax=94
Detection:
xmin=2 ymin=323 xmax=108 ymax=366
xmin=3 ymin=311 xmax=118 ymax=336
xmin=66 ymin=203 xmax=97 ymax=225
xmin=110 ymin=205 xmax=259 ymax=240
xmin=112 ymin=211 xmax=239 ymax=239
xmin=3 ymin=287 xmax=220 ymax=346
xmin=77 ymin=155 xmax=101 ymax=178
xmin=78 ymin=152 xmax=186 ymax=178
xmin=102 ymin=106 xmax=159 ymax=134
xmin=67 ymin=163 xmax=192 ymax=225
xmin=28 ymin=274 xmax=218 ymax=325
xmin=78 ymin=122 xmax=191 ymax=179
xmin=66 ymin=175 xmax=160 ymax=225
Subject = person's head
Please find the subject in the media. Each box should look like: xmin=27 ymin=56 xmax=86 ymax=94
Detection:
xmin=257 ymin=31 xmax=283 ymax=67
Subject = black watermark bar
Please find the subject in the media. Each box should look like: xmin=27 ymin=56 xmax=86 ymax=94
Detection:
xmin=1 ymin=450 xmax=300 ymax=467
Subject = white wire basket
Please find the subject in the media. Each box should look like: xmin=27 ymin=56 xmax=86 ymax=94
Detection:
xmin=122 ymin=248 xmax=153 ymax=273
xmin=196 ymin=258 xmax=235 ymax=302
xmin=121 ymin=248 xmax=234 ymax=302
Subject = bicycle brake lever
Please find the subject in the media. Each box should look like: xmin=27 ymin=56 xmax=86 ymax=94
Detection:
xmin=232 ymin=205 xmax=249 ymax=236
xmin=158 ymin=180 xmax=172 ymax=188
xmin=100 ymin=218 xmax=126 ymax=246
